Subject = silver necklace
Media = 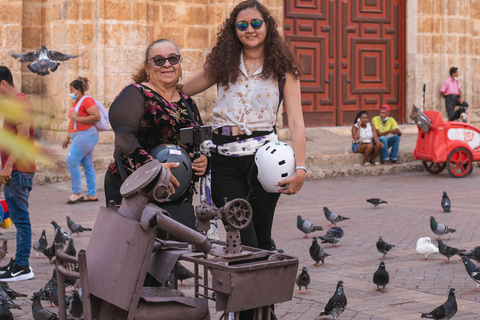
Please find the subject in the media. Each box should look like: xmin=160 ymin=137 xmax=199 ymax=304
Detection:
xmin=245 ymin=58 xmax=263 ymax=75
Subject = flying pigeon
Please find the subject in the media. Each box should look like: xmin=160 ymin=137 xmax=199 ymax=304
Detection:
xmin=51 ymin=221 xmax=70 ymax=244
xmin=376 ymin=236 xmax=395 ymax=259
xmin=441 ymin=191 xmax=451 ymax=212
xmin=460 ymin=246 xmax=480 ymax=266
xmin=416 ymin=237 xmax=439 ymax=260
xmin=421 ymin=288 xmax=457 ymax=319
xmin=297 ymin=215 xmax=323 ymax=238
xmin=323 ymin=207 xmax=350 ymax=227
xmin=0 ymin=240 xmax=7 ymax=261
xmin=296 ymin=266 xmax=310 ymax=294
xmin=366 ymin=198 xmax=387 ymax=208
xmin=11 ymin=45 xmax=79 ymax=76
xmin=66 ymin=216 xmax=92 ymax=236
xmin=436 ymin=239 xmax=465 ymax=263
xmin=309 ymin=237 xmax=330 ymax=267
xmin=319 ymin=227 xmax=344 ymax=247
xmin=429 ymin=216 xmax=456 ymax=239
xmin=460 ymin=256 xmax=480 ymax=291
xmin=319 ymin=281 xmax=347 ymax=320
xmin=32 ymin=230 xmax=48 ymax=258
xmin=67 ymin=289 xmax=83 ymax=319
xmin=31 ymin=292 xmax=59 ymax=320
xmin=373 ymin=261 xmax=389 ymax=293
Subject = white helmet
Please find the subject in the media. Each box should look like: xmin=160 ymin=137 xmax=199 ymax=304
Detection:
xmin=255 ymin=141 xmax=295 ymax=193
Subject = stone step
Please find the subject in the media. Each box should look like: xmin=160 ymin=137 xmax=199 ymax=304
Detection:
xmin=305 ymin=150 xmax=414 ymax=167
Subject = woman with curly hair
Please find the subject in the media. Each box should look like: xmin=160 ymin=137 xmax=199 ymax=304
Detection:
xmin=183 ymin=0 xmax=306 ymax=251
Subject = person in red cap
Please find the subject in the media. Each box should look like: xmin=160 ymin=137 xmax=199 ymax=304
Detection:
xmin=371 ymin=104 xmax=403 ymax=164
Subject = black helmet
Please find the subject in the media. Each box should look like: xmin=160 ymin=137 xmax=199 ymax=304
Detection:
xmin=150 ymin=144 xmax=192 ymax=201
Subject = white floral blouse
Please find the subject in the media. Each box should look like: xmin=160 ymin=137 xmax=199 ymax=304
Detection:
xmin=213 ymin=54 xmax=281 ymax=135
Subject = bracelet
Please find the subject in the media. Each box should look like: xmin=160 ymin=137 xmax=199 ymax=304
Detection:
xmin=295 ymin=166 xmax=308 ymax=173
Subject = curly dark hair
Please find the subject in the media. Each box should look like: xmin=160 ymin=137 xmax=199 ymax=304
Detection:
xmin=204 ymin=0 xmax=302 ymax=86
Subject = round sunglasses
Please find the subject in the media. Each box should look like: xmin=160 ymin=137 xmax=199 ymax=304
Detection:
xmin=235 ymin=19 xmax=264 ymax=32
xmin=148 ymin=54 xmax=181 ymax=67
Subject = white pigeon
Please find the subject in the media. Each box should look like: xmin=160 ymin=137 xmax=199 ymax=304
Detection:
xmin=416 ymin=237 xmax=439 ymax=260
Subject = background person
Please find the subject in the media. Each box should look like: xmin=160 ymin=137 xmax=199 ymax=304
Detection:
xmin=371 ymin=105 xmax=403 ymax=165
xmin=62 ymin=77 xmax=100 ymax=204
xmin=351 ymin=111 xmax=383 ymax=166
xmin=440 ymin=67 xmax=469 ymax=122
xmin=0 ymin=66 xmax=35 ymax=281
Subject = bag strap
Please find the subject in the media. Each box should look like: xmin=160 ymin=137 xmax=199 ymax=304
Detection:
xmin=115 ymin=147 xmax=128 ymax=182
xmin=73 ymin=94 xmax=89 ymax=131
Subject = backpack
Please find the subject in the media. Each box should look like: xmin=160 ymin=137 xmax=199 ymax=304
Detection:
xmin=74 ymin=94 xmax=109 ymax=131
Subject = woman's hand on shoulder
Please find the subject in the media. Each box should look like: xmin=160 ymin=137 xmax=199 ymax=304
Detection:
xmin=190 ymin=153 xmax=208 ymax=176
xmin=277 ymin=170 xmax=306 ymax=195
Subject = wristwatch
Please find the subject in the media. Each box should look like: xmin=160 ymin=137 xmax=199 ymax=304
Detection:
xmin=295 ymin=166 xmax=308 ymax=173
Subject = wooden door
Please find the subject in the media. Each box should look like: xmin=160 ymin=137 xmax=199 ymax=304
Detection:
xmin=284 ymin=0 xmax=405 ymax=126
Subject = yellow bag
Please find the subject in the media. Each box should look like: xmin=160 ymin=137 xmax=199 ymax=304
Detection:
xmin=0 ymin=200 xmax=12 ymax=229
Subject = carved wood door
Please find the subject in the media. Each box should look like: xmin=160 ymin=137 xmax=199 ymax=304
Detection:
xmin=284 ymin=0 xmax=405 ymax=126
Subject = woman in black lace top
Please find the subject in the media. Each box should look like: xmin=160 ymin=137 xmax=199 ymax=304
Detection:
xmin=104 ymin=39 xmax=208 ymax=231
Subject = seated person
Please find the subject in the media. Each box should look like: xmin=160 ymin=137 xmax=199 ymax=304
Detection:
xmin=440 ymin=67 xmax=468 ymax=122
xmin=351 ymin=111 xmax=383 ymax=166
xmin=371 ymin=105 xmax=403 ymax=164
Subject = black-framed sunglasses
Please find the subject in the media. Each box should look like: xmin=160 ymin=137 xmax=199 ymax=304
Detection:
xmin=148 ymin=54 xmax=181 ymax=67
xmin=235 ymin=19 xmax=264 ymax=32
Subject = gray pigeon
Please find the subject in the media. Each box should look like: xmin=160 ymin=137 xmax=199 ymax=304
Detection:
xmin=68 ymin=289 xmax=83 ymax=319
xmin=32 ymin=230 xmax=48 ymax=258
xmin=31 ymin=292 xmax=59 ymax=320
xmin=319 ymin=281 xmax=347 ymax=320
xmin=366 ymin=198 xmax=387 ymax=207
xmin=309 ymin=237 xmax=330 ymax=266
xmin=376 ymin=236 xmax=395 ymax=259
xmin=0 ymin=300 xmax=12 ymax=320
xmin=66 ymin=216 xmax=92 ymax=236
xmin=441 ymin=191 xmax=451 ymax=212
xmin=297 ymin=215 xmax=323 ymax=238
xmin=460 ymin=246 xmax=480 ymax=266
xmin=11 ymin=45 xmax=79 ymax=76
xmin=460 ymin=256 xmax=480 ymax=291
xmin=0 ymin=285 xmax=20 ymax=310
xmin=296 ymin=266 xmax=310 ymax=294
xmin=373 ymin=261 xmax=389 ymax=292
xmin=319 ymin=227 xmax=343 ymax=247
xmin=323 ymin=207 xmax=350 ymax=227
xmin=51 ymin=221 xmax=70 ymax=244
xmin=64 ymin=239 xmax=76 ymax=258
xmin=429 ymin=216 xmax=456 ymax=239
xmin=436 ymin=239 xmax=465 ymax=263
xmin=421 ymin=288 xmax=457 ymax=319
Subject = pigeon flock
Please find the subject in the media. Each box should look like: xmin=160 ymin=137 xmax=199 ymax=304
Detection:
xmin=292 ymin=191 xmax=478 ymax=319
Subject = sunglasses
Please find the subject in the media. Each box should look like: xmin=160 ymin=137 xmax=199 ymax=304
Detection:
xmin=235 ymin=19 xmax=264 ymax=32
xmin=148 ymin=54 xmax=181 ymax=67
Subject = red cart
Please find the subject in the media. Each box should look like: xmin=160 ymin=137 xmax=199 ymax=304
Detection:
xmin=411 ymin=106 xmax=480 ymax=178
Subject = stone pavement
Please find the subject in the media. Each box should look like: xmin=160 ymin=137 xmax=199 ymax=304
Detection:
xmin=1 ymin=168 xmax=480 ymax=319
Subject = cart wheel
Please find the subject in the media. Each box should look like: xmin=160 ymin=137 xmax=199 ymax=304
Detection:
xmin=422 ymin=162 xmax=446 ymax=174
xmin=447 ymin=147 xmax=472 ymax=178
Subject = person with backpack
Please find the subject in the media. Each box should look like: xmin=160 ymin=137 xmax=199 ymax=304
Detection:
xmin=62 ymin=77 xmax=100 ymax=204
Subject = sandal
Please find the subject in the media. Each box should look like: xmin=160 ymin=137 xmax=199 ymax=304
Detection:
xmin=80 ymin=197 xmax=98 ymax=202
xmin=363 ymin=162 xmax=371 ymax=166
xmin=66 ymin=194 xmax=84 ymax=204
xmin=390 ymin=160 xmax=403 ymax=164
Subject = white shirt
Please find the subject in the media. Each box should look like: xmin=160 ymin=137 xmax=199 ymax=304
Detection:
xmin=353 ymin=122 xmax=373 ymax=143
xmin=213 ymin=54 xmax=281 ymax=135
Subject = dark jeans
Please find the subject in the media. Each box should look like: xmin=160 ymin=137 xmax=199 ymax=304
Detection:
xmin=4 ymin=171 xmax=34 ymax=267
xmin=445 ymin=94 xmax=468 ymax=121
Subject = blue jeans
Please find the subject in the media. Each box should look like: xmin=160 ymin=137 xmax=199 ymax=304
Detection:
xmin=4 ymin=171 xmax=34 ymax=266
xmin=379 ymin=135 xmax=401 ymax=161
xmin=67 ymin=126 xmax=99 ymax=196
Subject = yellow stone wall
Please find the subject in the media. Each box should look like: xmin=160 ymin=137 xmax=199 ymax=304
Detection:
xmin=406 ymin=0 xmax=480 ymax=125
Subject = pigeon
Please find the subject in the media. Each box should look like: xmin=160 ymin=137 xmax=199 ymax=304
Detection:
xmin=429 ymin=216 xmax=456 ymax=239
xmin=68 ymin=289 xmax=83 ymax=319
xmin=309 ymin=237 xmax=330 ymax=266
xmin=323 ymin=207 xmax=350 ymax=227
xmin=421 ymin=287 xmax=457 ymax=319
xmin=40 ymin=244 xmax=56 ymax=263
xmin=373 ymin=261 xmax=389 ymax=293
xmin=64 ymin=239 xmax=77 ymax=258
xmin=66 ymin=216 xmax=92 ymax=236
xmin=32 ymin=230 xmax=48 ymax=258
xmin=51 ymin=221 xmax=70 ymax=244
xmin=297 ymin=215 xmax=323 ymax=238
xmin=376 ymin=236 xmax=395 ymax=259
xmin=0 ymin=282 xmax=27 ymax=300
xmin=460 ymin=256 xmax=480 ymax=291
xmin=0 ymin=300 xmax=12 ymax=320
xmin=31 ymin=292 xmax=59 ymax=320
xmin=0 ymin=285 xmax=20 ymax=310
xmin=436 ymin=239 xmax=465 ymax=263
xmin=11 ymin=45 xmax=79 ymax=76
xmin=319 ymin=281 xmax=347 ymax=320
xmin=366 ymin=198 xmax=387 ymax=207
xmin=441 ymin=191 xmax=451 ymax=212
xmin=416 ymin=237 xmax=439 ymax=260
xmin=38 ymin=278 xmax=58 ymax=307
xmin=0 ymin=240 xmax=7 ymax=260
xmin=319 ymin=227 xmax=344 ymax=247
xmin=460 ymin=246 xmax=480 ymax=266
xmin=296 ymin=266 xmax=310 ymax=294
xmin=173 ymin=262 xmax=202 ymax=286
